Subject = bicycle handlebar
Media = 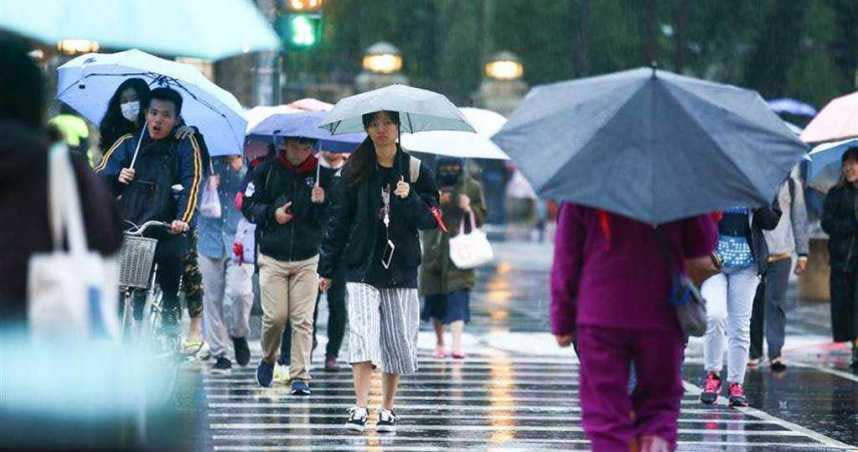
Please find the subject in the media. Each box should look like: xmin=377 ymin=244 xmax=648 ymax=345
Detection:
xmin=124 ymin=220 xmax=171 ymax=236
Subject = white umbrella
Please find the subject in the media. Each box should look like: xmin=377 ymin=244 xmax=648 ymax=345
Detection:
xmin=319 ymin=84 xmax=474 ymax=135
xmin=400 ymin=107 xmax=510 ymax=159
xmin=57 ymin=49 xmax=246 ymax=157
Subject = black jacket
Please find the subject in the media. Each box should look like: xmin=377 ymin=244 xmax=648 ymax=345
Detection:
xmin=241 ymin=156 xmax=325 ymax=262
xmin=95 ymin=131 xmax=203 ymax=237
xmin=319 ymin=148 xmax=440 ymax=285
xmin=821 ymin=184 xmax=858 ymax=271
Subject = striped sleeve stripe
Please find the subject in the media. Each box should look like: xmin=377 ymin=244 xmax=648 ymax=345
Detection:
xmin=94 ymin=133 xmax=134 ymax=173
xmin=181 ymin=135 xmax=203 ymax=223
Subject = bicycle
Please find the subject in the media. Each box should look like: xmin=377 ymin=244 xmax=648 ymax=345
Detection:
xmin=118 ymin=220 xmax=181 ymax=357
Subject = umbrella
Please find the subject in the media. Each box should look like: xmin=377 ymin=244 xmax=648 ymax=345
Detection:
xmin=0 ymin=0 xmax=279 ymax=61
xmin=806 ymin=138 xmax=858 ymax=193
xmin=57 ymin=49 xmax=246 ymax=157
xmin=246 ymin=105 xmax=302 ymax=134
xmin=767 ymin=98 xmax=817 ymax=117
xmin=400 ymin=107 xmax=510 ymax=159
xmin=800 ymin=92 xmax=858 ymax=144
xmin=319 ymin=84 xmax=475 ymax=135
xmin=288 ymin=98 xmax=334 ymax=112
xmin=492 ymin=67 xmax=808 ymax=225
xmin=248 ymin=110 xmax=366 ymax=153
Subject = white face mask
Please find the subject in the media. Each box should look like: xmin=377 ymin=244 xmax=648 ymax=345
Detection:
xmin=120 ymin=101 xmax=140 ymax=121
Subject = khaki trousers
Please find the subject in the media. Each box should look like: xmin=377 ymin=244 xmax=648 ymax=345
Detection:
xmin=259 ymin=253 xmax=319 ymax=382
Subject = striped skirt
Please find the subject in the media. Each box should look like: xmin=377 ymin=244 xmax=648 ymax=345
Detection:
xmin=345 ymin=283 xmax=420 ymax=375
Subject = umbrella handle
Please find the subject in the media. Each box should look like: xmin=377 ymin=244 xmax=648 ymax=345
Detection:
xmin=128 ymin=121 xmax=148 ymax=170
xmin=316 ymin=160 xmax=321 ymax=187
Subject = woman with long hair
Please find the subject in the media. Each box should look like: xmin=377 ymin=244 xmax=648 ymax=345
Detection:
xmin=318 ymin=110 xmax=440 ymax=432
xmin=821 ymin=147 xmax=858 ymax=369
xmin=98 ymin=78 xmax=150 ymax=152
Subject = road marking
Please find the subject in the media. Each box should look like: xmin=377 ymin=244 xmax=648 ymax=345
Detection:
xmin=789 ymin=360 xmax=858 ymax=383
xmin=206 ymin=412 xmax=778 ymax=424
xmin=683 ymin=381 xmax=855 ymax=449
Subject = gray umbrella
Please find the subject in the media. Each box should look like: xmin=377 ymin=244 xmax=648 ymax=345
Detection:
xmin=491 ymin=67 xmax=808 ymax=224
xmin=319 ymin=84 xmax=475 ymax=135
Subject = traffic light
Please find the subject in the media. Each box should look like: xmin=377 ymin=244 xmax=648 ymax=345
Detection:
xmin=275 ymin=0 xmax=323 ymax=49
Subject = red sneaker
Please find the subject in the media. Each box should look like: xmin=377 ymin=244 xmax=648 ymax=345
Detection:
xmin=700 ymin=372 xmax=721 ymax=404
xmin=728 ymin=383 xmax=748 ymax=407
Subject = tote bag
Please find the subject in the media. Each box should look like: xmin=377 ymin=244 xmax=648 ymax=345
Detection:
xmin=27 ymin=144 xmax=119 ymax=340
xmin=449 ymin=210 xmax=493 ymax=269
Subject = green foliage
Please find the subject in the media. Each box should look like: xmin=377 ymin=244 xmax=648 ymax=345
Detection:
xmin=289 ymin=0 xmax=858 ymax=109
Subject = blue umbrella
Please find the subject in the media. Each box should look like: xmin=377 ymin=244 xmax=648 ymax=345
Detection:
xmin=0 ymin=0 xmax=279 ymax=61
xmin=806 ymin=138 xmax=858 ymax=193
xmin=767 ymin=98 xmax=817 ymax=117
xmin=248 ymin=111 xmax=366 ymax=153
xmin=492 ymin=67 xmax=808 ymax=224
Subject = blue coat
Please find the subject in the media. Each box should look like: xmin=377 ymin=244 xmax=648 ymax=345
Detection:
xmin=197 ymin=161 xmax=247 ymax=260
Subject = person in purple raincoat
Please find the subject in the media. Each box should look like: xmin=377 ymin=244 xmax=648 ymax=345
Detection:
xmin=551 ymin=204 xmax=717 ymax=452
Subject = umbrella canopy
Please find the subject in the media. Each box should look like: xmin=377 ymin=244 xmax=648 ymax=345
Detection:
xmin=400 ymin=107 xmax=509 ymax=159
xmin=492 ymin=67 xmax=808 ymax=225
xmin=767 ymin=98 xmax=817 ymax=117
xmin=800 ymin=92 xmax=858 ymax=144
xmin=57 ymin=49 xmax=246 ymax=157
xmin=806 ymin=138 xmax=858 ymax=193
xmin=288 ymin=98 xmax=334 ymax=112
xmin=319 ymin=84 xmax=475 ymax=135
xmin=0 ymin=0 xmax=279 ymax=61
xmin=245 ymin=105 xmax=301 ymax=133
xmin=248 ymin=110 xmax=365 ymax=152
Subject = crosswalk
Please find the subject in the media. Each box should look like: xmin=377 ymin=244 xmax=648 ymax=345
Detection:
xmin=200 ymin=348 xmax=852 ymax=451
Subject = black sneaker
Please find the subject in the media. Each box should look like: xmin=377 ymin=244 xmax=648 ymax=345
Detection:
xmin=211 ymin=356 xmax=232 ymax=374
xmin=345 ymin=407 xmax=368 ymax=432
xmin=376 ymin=408 xmax=397 ymax=433
xmin=232 ymin=336 xmax=250 ymax=367
xmin=290 ymin=380 xmax=311 ymax=396
xmin=256 ymin=360 xmax=274 ymax=388
xmin=769 ymin=357 xmax=787 ymax=372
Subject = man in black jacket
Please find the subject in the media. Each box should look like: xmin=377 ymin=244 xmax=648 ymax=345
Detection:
xmin=96 ymin=87 xmax=202 ymax=329
xmin=242 ymin=136 xmax=325 ymax=394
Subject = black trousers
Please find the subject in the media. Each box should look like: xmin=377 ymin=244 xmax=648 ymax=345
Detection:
xmin=279 ymin=274 xmax=347 ymax=362
xmin=829 ymin=268 xmax=858 ymax=343
xmin=132 ymin=235 xmax=187 ymax=320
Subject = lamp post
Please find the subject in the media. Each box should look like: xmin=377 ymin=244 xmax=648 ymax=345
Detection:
xmin=476 ymin=51 xmax=527 ymax=117
xmin=355 ymin=42 xmax=408 ymax=92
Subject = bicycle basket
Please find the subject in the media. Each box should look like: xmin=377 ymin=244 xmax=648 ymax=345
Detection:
xmin=119 ymin=234 xmax=158 ymax=289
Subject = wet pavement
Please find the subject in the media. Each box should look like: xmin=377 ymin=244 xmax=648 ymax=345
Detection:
xmin=161 ymin=233 xmax=855 ymax=450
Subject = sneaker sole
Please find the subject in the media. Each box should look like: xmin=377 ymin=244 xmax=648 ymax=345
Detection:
xmin=700 ymin=393 xmax=719 ymax=404
xmin=729 ymin=399 xmax=749 ymax=408
xmin=291 ymin=391 xmax=311 ymax=396
xmin=211 ymin=368 xmax=232 ymax=375
xmin=344 ymin=423 xmax=365 ymax=432
xmin=376 ymin=425 xmax=396 ymax=433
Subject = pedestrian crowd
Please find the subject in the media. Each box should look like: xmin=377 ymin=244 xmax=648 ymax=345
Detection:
xmin=1 ymin=37 xmax=857 ymax=452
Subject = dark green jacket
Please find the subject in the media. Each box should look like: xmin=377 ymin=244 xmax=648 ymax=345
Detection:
xmin=419 ymin=175 xmax=487 ymax=296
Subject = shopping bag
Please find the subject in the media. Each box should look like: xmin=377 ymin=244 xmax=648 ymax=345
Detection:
xmin=449 ymin=210 xmax=493 ymax=269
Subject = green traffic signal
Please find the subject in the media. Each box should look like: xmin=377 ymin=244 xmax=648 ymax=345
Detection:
xmin=276 ymin=13 xmax=322 ymax=48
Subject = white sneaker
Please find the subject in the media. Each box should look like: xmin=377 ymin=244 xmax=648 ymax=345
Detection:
xmin=376 ymin=408 xmax=397 ymax=433
xmin=273 ymin=363 xmax=290 ymax=383
xmin=345 ymin=407 xmax=368 ymax=432
xmin=196 ymin=342 xmax=211 ymax=361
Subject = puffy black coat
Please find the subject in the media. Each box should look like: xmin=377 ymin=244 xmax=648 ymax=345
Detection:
xmin=319 ymin=148 xmax=440 ymax=285
xmin=822 ymin=184 xmax=858 ymax=271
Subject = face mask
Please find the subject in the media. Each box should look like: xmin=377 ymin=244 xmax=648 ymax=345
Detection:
xmin=438 ymin=169 xmax=461 ymax=187
xmin=120 ymin=101 xmax=140 ymax=121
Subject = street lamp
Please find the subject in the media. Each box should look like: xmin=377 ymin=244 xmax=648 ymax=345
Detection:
xmin=355 ymin=41 xmax=407 ymax=92
xmin=56 ymin=39 xmax=99 ymax=56
xmin=362 ymin=42 xmax=403 ymax=74
xmin=484 ymin=51 xmax=524 ymax=81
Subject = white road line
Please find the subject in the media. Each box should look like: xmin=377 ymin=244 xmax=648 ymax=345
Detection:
xmin=205 ymin=371 xmax=576 ymax=379
xmin=210 ymin=435 xmax=846 ymax=450
xmin=206 ymin=412 xmax=778 ymax=424
xmin=209 ymin=422 xmax=808 ymax=436
xmin=789 ymin=360 xmax=858 ymax=383
xmin=204 ymin=386 xmax=581 ymax=394
xmin=683 ymin=380 xmax=855 ymax=449
xmin=203 ymin=394 xmax=702 ymax=404
xmin=203 ymin=378 xmax=577 ymax=386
